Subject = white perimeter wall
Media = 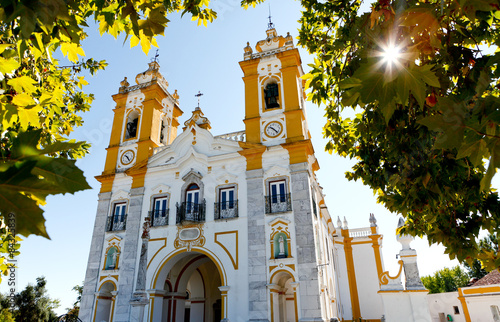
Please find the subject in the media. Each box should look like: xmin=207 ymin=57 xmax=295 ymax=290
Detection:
xmin=427 ymin=292 xmax=465 ymax=322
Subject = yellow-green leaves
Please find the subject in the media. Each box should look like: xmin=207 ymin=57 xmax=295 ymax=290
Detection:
xmin=7 ymin=76 xmax=37 ymax=94
xmin=0 ymin=57 xmax=20 ymax=75
xmin=60 ymin=42 xmax=86 ymax=62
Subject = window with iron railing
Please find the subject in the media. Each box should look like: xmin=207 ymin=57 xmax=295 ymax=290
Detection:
xmin=106 ymin=203 xmax=127 ymax=231
xmin=176 ymin=200 xmax=206 ymax=224
xmin=265 ymin=180 xmax=292 ymax=214
xmin=149 ymin=209 xmax=169 ymax=226
xmin=150 ymin=196 xmax=169 ymax=226
xmin=215 ymin=187 xmax=238 ymax=219
xmin=214 ymin=200 xmax=238 ymax=219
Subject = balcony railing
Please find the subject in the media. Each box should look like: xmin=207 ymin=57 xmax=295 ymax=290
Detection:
xmin=214 ymin=200 xmax=239 ymax=220
xmin=106 ymin=215 xmax=127 ymax=232
xmin=265 ymin=193 xmax=292 ymax=214
xmin=149 ymin=209 xmax=169 ymax=227
xmin=176 ymin=200 xmax=206 ymax=224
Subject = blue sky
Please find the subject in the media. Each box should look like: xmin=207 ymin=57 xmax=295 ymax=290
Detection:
xmin=2 ymin=0 xmax=497 ymax=315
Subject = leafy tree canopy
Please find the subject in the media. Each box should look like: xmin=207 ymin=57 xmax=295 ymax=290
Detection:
xmin=421 ymin=265 xmax=470 ymax=293
xmin=12 ymin=276 xmax=59 ymax=322
xmin=298 ymin=0 xmax=500 ymax=269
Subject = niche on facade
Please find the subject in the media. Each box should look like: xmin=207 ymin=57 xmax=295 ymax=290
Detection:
xmin=103 ymin=236 xmax=121 ymax=270
xmin=124 ymin=110 xmax=140 ymax=140
xmin=269 ymin=218 xmax=292 ymax=260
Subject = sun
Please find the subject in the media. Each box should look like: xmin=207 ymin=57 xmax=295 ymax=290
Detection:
xmin=380 ymin=41 xmax=402 ymax=66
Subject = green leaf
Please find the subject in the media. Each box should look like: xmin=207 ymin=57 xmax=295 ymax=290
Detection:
xmin=32 ymin=157 xmax=91 ymax=194
xmin=0 ymin=130 xmax=91 ymax=238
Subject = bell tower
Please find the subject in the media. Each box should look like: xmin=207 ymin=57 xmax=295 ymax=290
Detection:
xmin=239 ymin=25 xmax=310 ymax=147
xmin=96 ymin=61 xmax=183 ymax=192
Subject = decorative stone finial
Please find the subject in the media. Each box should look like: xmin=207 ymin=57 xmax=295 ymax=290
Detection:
xmin=337 ymin=216 xmax=342 ymax=229
xmin=244 ymin=41 xmax=253 ymax=56
xmin=396 ymin=217 xmax=413 ymax=250
xmin=173 ymin=89 xmax=179 ymax=100
xmin=343 ymin=216 xmax=348 ymax=229
xmin=120 ymin=77 xmax=129 ymax=88
xmin=397 ymin=217 xmax=405 ymax=228
xmin=369 ymin=213 xmax=377 ymax=227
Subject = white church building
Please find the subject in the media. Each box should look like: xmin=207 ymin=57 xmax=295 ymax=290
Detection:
xmin=79 ymin=24 xmax=430 ymax=322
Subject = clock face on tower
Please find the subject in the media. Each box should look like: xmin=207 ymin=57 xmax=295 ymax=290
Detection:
xmin=120 ymin=150 xmax=135 ymax=166
xmin=264 ymin=121 xmax=283 ymax=138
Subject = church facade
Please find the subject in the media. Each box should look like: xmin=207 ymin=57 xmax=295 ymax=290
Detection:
xmin=79 ymin=25 xmax=427 ymax=322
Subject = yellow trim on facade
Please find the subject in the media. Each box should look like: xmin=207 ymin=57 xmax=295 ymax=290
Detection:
xmin=281 ymin=140 xmax=314 ymax=165
xmin=237 ymin=144 xmax=266 ymax=171
xmin=379 ymin=260 xmax=404 ymax=286
xmin=369 ymin=235 xmax=383 ymax=285
xmin=214 ymin=231 xmax=239 ymax=269
xmin=342 ymin=229 xmax=361 ymax=320
xmin=462 ymin=285 xmax=500 ymax=294
xmin=457 ymin=288 xmax=472 ymax=322
xmin=147 ymin=238 xmax=167 ymax=270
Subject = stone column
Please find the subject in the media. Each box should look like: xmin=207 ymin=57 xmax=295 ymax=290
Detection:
xmin=79 ymin=192 xmax=112 ymax=322
xmin=147 ymin=289 xmax=166 ymax=321
xmin=246 ymin=169 xmax=269 ymax=322
xmin=290 ymin=163 xmax=323 ymax=321
xmin=219 ymin=285 xmax=230 ymax=322
xmin=114 ymin=187 xmax=146 ymax=321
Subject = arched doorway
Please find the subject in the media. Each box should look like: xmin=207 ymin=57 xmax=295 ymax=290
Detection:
xmin=94 ymin=281 xmax=115 ymax=322
xmin=270 ymin=271 xmax=297 ymax=322
xmin=150 ymin=251 xmax=224 ymax=322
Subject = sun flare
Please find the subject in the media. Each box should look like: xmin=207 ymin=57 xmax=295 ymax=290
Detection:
xmin=381 ymin=42 xmax=401 ymax=65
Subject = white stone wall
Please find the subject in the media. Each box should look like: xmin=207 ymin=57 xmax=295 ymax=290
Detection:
xmin=351 ymin=241 xmax=384 ymax=319
xmin=427 ymin=292 xmax=465 ymax=322
xmin=462 ymin=290 xmax=500 ymax=322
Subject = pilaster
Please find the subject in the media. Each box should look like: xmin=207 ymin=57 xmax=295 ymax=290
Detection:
xmin=114 ymin=187 xmax=146 ymax=321
xmin=79 ymin=192 xmax=112 ymax=321
xmin=290 ymin=162 xmax=322 ymax=320
xmin=246 ymin=169 xmax=270 ymax=322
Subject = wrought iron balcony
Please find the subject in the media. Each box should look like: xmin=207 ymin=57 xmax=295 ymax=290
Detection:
xmin=149 ymin=209 xmax=169 ymax=227
xmin=106 ymin=215 xmax=127 ymax=232
xmin=214 ymin=200 xmax=239 ymax=220
xmin=176 ymin=200 xmax=206 ymax=224
xmin=265 ymin=193 xmax=292 ymax=214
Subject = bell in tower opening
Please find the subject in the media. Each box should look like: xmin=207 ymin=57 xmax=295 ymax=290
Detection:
xmin=264 ymin=82 xmax=280 ymax=109
xmin=125 ymin=115 xmax=138 ymax=139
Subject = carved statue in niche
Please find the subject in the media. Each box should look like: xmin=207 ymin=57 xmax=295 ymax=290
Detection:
xmin=275 ymin=233 xmax=287 ymax=259
xmin=106 ymin=247 xmax=118 ymax=270
xmin=278 ymin=235 xmax=285 ymax=256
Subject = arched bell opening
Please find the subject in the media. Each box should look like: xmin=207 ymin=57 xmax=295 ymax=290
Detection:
xmin=270 ymin=271 xmax=297 ymax=322
xmin=124 ymin=110 xmax=140 ymax=141
xmin=150 ymin=251 xmax=225 ymax=322
xmin=94 ymin=281 xmax=116 ymax=322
